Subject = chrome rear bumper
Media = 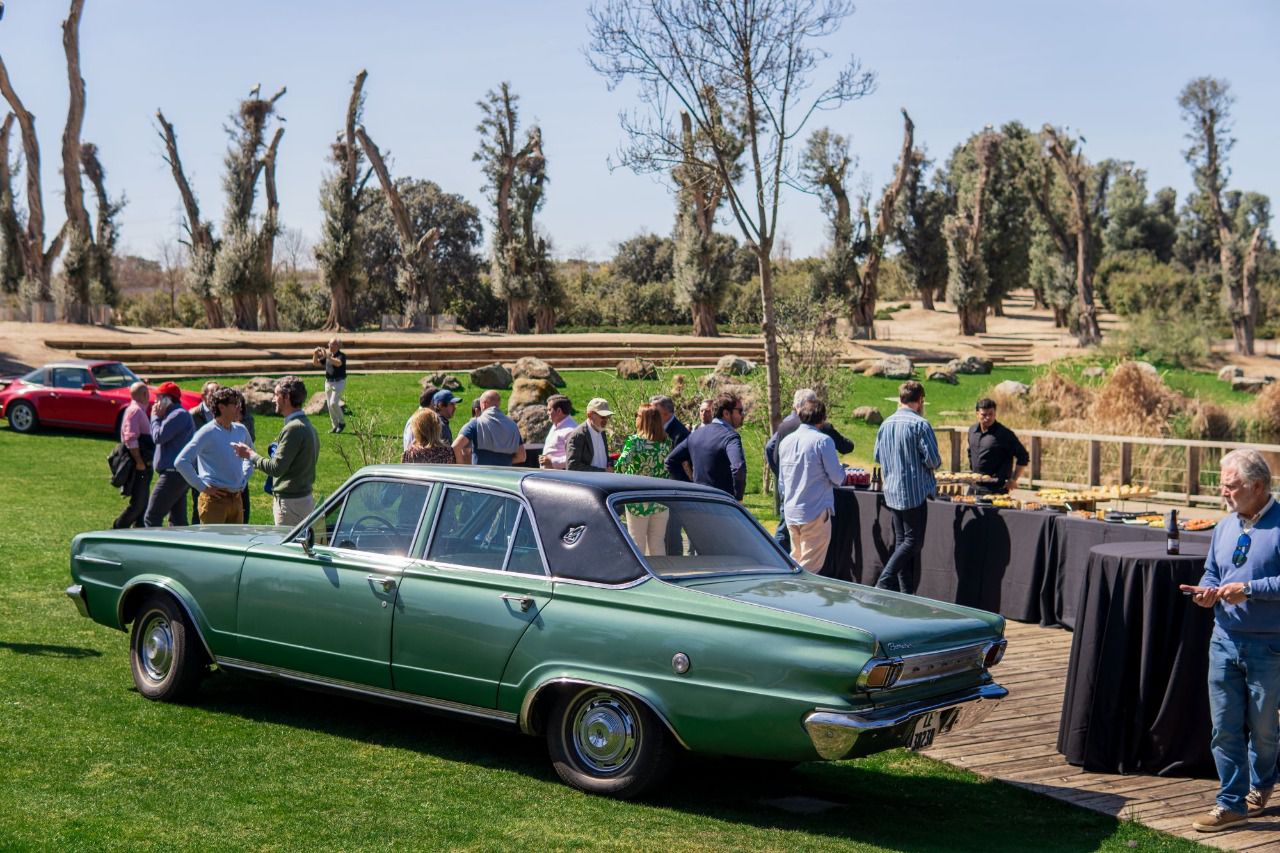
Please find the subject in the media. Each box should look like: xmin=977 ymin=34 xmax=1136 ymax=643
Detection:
xmin=803 ymin=682 xmax=1007 ymax=760
xmin=65 ymin=584 xmax=89 ymax=619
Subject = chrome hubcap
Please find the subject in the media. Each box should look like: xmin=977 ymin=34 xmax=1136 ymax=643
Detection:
xmin=571 ymin=693 xmax=638 ymax=774
xmin=10 ymin=405 xmax=33 ymax=430
xmin=139 ymin=613 xmax=174 ymax=682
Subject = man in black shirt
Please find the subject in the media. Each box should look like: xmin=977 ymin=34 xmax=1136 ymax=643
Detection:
xmin=312 ymin=337 xmax=347 ymax=433
xmin=968 ymin=397 xmax=1028 ymax=494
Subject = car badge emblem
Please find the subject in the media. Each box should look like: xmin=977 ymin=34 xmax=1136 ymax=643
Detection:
xmin=562 ymin=525 xmax=586 ymax=546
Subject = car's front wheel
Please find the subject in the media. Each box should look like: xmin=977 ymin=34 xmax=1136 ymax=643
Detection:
xmin=129 ymin=594 xmax=206 ymax=702
xmin=6 ymin=401 xmax=37 ymax=433
xmin=547 ymin=687 xmax=673 ymax=798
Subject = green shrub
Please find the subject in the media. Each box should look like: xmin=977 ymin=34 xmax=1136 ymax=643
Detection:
xmin=1102 ymin=310 xmax=1213 ymax=368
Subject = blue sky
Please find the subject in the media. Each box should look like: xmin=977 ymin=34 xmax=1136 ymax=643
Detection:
xmin=0 ymin=0 xmax=1276 ymax=263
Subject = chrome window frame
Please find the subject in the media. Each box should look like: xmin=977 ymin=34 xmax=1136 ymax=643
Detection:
xmin=605 ymin=489 xmax=801 ymax=582
xmin=286 ymin=475 xmax=434 ymax=560
xmin=420 ymin=483 xmax=550 ymax=579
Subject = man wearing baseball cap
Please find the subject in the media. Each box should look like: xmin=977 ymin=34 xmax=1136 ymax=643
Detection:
xmin=565 ymin=397 xmax=613 ymax=472
xmin=431 ymin=389 xmax=462 ymax=443
xmin=143 ymin=382 xmax=196 ymax=527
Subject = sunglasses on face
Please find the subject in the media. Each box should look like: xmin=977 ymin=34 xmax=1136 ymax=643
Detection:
xmin=1232 ymin=532 xmax=1252 ymax=568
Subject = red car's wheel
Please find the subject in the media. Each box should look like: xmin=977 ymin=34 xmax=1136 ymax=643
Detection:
xmin=6 ymin=400 xmax=38 ymax=433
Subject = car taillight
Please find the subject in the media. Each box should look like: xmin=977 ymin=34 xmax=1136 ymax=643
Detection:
xmin=861 ymin=659 xmax=904 ymax=690
xmin=983 ymin=639 xmax=1007 ymax=669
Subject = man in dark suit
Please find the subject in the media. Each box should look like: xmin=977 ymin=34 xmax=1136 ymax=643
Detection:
xmin=765 ymin=388 xmax=855 ymax=549
xmin=566 ymin=397 xmax=613 ymax=472
xmin=650 ymin=395 xmax=690 ymax=446
xmin=665 ymin=392 xmax=746 ymax=500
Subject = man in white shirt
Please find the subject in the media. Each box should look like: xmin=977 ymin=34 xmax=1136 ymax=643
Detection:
xmin=539 ymin=395 xmax=577 ymax=469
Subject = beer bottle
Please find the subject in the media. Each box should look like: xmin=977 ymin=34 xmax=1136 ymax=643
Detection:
xmin=1166 ymin=509 xmax=1180 ymax=555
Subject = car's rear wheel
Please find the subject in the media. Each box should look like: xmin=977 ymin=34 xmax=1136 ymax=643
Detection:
xmin=547 ymin=687 xmax=673 ymax=798
xmin=129 ymin=593 xmax=206 ymax=702
xmin=7 ymin=401 xmax=37 ymax=433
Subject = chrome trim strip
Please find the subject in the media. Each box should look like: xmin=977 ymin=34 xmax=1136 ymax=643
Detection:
xmin=893 ymin=642 xmax=992 ymax=688
xmin=65 ymin=584 xmax=89 ymax=618
xmin=215 ymin=657 xmax=519 ymax=725
xmin=75 ymin=554 xmax=122 ymax=567
xmin=804 ymin=682 xmax=1008 ymax=760
xmin=517 ymin=676 xmax=690 ymax=750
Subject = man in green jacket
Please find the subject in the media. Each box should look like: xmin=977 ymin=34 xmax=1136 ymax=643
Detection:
xmin=232 ymin=375 xmax=319 ymax=527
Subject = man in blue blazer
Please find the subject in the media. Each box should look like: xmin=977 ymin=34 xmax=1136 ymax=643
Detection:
xmin=665 ymin=392 xmax=747 ymax=500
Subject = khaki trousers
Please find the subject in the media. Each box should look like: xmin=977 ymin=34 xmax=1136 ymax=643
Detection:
xmin=625 ymin=508 xmax=670 ymax=557
xmin=788 ymin=509 xmax=832 ymax=573
xmin=197 ymin=490 xmax=244 ymax=524
xmin=273 ymin=493 xmax=315 ymax=527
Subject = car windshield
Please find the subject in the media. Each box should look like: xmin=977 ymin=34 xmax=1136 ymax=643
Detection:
xmin=90 ymin=363 xmax=140 ymax=389
xmin=612 ymin=496 xmax=794 ymax=579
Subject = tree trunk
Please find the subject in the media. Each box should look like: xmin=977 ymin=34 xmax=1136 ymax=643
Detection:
xmin=958 ymin=304 xmax=987 ymax=335
xmin=59 ymin=0 xmax=91 ymax=322
xmin=691 ymin=300 xmax=718 ymax=337
xmin=854 ymin=110 xmax=915 ymax=341
xmin=919 ymin=287 xmax=934 ymax=311
xmin=324 ymin=284 xmax=353 ymax=332
xmin=1073 ymin=233 xmax=1101 ymax=345
xmin=1032 ymin=290 xmax=1047 ymax=310
xmin=850 ymin=298 xmax=876 ymax=338
xmin=758 ymin=248 xmax=782 ymax=430
xmin=989 ymin=298 xmax=1004 ymax=317
xmin=507 ymin=297 xmax=529 ymax=334
xmin=260 ymin=292 xmax=279 ymax=331
xmin=1052 ymin=306 xmax=1068 ymax=328
xmin=534 ymin=305 xmax=555 ymax=334
xmin=232 ymin=293 xmax=257 ymax=331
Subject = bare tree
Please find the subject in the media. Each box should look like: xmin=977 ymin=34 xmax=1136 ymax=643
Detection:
xmin=317 ymin=70 xmax=370 ymax=332
xmin=1179 ymin=77 xmax=1265 ymax=355
xmin=156 ymin=110 xmax=221 ymax=327
xmin=155 ymin=238 xmax=185 ymax=324
xmin=357 ymin=125 xmax=440 ymax=329
xmin=1040 ymin=125 xmax=1102 ymax=345
xmin=259 ymin=127 xmax=284 ymax=330
xmin=945 ymin=132 xmax=998 ymax=336
xmin=588 ymin=0 xmax=876 ymax=427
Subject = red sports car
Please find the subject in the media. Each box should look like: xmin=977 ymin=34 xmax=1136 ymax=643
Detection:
xmin=0 ymin=360 xmax=202 ymax=436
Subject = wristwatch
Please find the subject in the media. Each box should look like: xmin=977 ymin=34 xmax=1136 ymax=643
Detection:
xmin=1243 ymin=582 xmax=1253 ymax=599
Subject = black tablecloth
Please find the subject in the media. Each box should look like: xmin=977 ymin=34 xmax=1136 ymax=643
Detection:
xmin=1057 ymin=542 xmax=1216 ymax=777
xmin=828 ymin=489 xmax=1213 ymax=627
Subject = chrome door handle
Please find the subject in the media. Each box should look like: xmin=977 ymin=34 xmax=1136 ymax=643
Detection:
xmin=366 ymin=575 xmax=397 ymax=592
xmin=501 ymin=593 xmax=534 ymax=612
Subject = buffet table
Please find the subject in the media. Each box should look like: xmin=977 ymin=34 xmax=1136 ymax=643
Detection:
xmin=826 ymin=489 xmax=1212 ymax=626
xmin=1056 ymin=542 xmax=1216 ymax=777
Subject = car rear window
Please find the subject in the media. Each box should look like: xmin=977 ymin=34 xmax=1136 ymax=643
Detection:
xmin=613 ymin=497 xmax=794 ymax=579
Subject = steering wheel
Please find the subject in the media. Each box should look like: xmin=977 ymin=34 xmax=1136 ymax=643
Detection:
xmin=351 ymin=515 xmax=396 ymax=535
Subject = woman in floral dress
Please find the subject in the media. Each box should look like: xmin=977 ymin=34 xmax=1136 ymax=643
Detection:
xmin=402 ymin=408 xmax=456 ymax=464
xmin=615 ymin=403 xmax=672 ymax=556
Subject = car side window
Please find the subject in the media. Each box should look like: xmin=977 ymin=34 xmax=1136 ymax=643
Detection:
xmin=52 ymin=367 xmax=90 ymax=389
xmin=315 ymin=480 xmax=430 ymax=557
xmin=506 ymin=511 xmax=546 ymax=575
xmin=427 ymin=488 xmax=522 ymax=571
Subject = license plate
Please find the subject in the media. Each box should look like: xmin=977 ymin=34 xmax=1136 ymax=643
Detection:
xmin=907 ymin=711 xmax=938 ymax=750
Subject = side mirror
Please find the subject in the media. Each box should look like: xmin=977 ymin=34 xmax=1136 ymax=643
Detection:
xmin=302 ymin=525 xmax=316 ymax=556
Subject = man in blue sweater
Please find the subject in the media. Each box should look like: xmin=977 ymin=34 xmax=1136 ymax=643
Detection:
xmin=175 ymin=387 xmax=254 ymax=524
xmin=143 ymin=382 xmax=196 ymax=528
xmin=1181 ymin=449 xmax=1280 ymax=832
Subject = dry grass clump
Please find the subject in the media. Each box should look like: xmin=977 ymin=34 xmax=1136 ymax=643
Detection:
xmin=1187 ymin=400 xmax=1235 ymax=441
xmin=1253 ymin=382 xmax=1280 ymax=437
xmin=1089 ymin=362 xmax=1181 ymax=437
xmin=1025 ymin=372 xmax=1094 ymax=428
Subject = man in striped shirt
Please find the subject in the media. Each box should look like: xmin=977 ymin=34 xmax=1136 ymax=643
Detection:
xmin=872 ymin=380 xmax=941 ymax=594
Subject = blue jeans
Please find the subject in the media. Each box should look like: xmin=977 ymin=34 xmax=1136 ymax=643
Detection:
xmin=1208 ymin=628 xmax=1280 ymax=813
xmin=876 ymin=502 xmax=927 ymax=595
xmin=774 ymin=485 xmax=791 ymax=552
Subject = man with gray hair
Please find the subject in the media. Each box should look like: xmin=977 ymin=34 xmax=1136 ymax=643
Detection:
xmin=1182 ymin=449 xmax=1280 ymax=832
xmin=112 ymin=381 xmax=154 ymax=529
xmin=649 ymin=395 xmax=690 ymax=446
xmin=765 ymin=388 xmax=854 ymax=552
xmin=233 ymin=376 xmax=319 ymax=526
xmin=453 ymin=390 xmax=525 ymax=466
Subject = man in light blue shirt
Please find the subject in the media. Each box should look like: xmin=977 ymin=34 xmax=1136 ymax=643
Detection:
xmin=872 ymin=380 xmax=941 ymax=594
xmin=175 ymin=387 xmax=253 ymax=524
xmin=778 ymin=398 xmax=845 ymax=572
xmin=1181 ymin=449 xmax=1280 ymax=832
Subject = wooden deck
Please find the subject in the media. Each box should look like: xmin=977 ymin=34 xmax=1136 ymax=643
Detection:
xmin=924 ymin=620 xmax=1280 ymax=851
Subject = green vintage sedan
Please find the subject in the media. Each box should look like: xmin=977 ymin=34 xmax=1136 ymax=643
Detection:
xmin=67 ymin=466 xmax=1007 ymax=797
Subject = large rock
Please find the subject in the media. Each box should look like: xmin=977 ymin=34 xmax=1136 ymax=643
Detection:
xmin=1218 ymin=365 xmax=1244 ymax=382
xmin=861 ymin=355 xmax=914 ymax=380
xmin=512 ymin=404 xmax=552 ymax=445
xmin=927 ymin=368 xmax=958 ymax=385
xmin=617 ymin=358 xmax=658 ymax=380
xmin=470 ymin=362 xmax=512 ymax=390
xmin=993 ymin=380 xmax=1030 ymax=398
xmin=946 ymin=355 xmax=993 ymax=375
xmin=1082 ymin=366 xmax=1106 ymax=378
xmin=715 ymin=354 xmax=756 ymax=376
xmin=238 ymin=376 xmax=278 ymax=415
xmin=508 ymin=377 xmax=557 ymax=410
xmin=1232 ymin=375 xmax=1275 ymax=394
xmin=1131 ymin=361 xmax=1160 ymax=378
xmin=851 ymin=406 xmax=883 ymax=425
xmin=303 ymin=391 xmax=330 ymax=417
xmin=422 ymin=372 xmax=463 ymax=392
xmin=511 ymin=356 xmax=565 ymax=388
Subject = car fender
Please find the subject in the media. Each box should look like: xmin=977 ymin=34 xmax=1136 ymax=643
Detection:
xmin=516 ymin=670 xmax=689 ymax=748
xmin=117 ymin=575 xmax=218 ymax=662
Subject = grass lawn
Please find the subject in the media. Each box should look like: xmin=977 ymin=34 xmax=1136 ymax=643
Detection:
xmin=0 ymin=365 xmax=1215 ymax=851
